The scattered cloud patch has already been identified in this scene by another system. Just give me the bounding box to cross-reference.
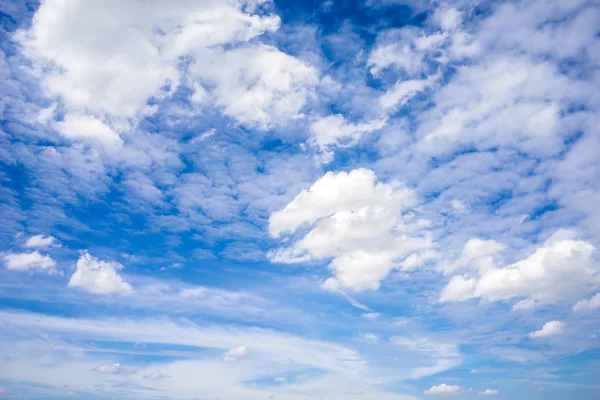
[224,345,247,361]
[93,363,121,374]
[440,230,598,306]
[424,384,463,395]
[529,321,566,339]
[573,293,600,312]
[24,234,57,249]
[143,370,169,380]
[3,251,56,273]
[308,115,386,162]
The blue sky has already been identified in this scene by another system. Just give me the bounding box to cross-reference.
[0,0,599,398]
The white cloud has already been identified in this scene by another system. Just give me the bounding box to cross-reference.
[57,114,123,146]
[194,44,318,128]
[93,363,121,374]
[442,238,505,274]
[440,230,599,306]
[417,56,584,158]
[269,169,432,291]
[439,275,477,303]
[529,321,565,339]
[478,389,499,396]
[15,0,314,139]
[380,77,435,112]
[424,384,463,395]
[274,376,286,382]
[368,8,471,78]
[573,293,600,312]
[24,234,57,249]
[308,115,386,162]
[223,345,247,361]
[436,7,462,32]
[512,298,537,312]
[3,251,56,273]
[68,252,132,295]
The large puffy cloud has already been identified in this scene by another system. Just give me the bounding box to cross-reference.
[68,252,132,295]
[440,229,599,306]
[15,0,314,142]
[3,251,56,273]
[269,169,433,291]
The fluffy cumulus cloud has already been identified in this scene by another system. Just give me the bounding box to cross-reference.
[269,168,433,291]
[3,251,56,273]
[424,384,463,395]
[15,0,314,142]
[68,253,132,295]
[528,321,565,339]
[479,389,499,396]
[440,230,599,306]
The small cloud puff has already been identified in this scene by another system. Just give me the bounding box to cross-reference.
[224,345,247,361]
[24,234,58,249]
[529,321,565,339]
[424,384,463,395]
[93,363,121,374]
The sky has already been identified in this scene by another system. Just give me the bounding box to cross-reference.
[0,0,599,399]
